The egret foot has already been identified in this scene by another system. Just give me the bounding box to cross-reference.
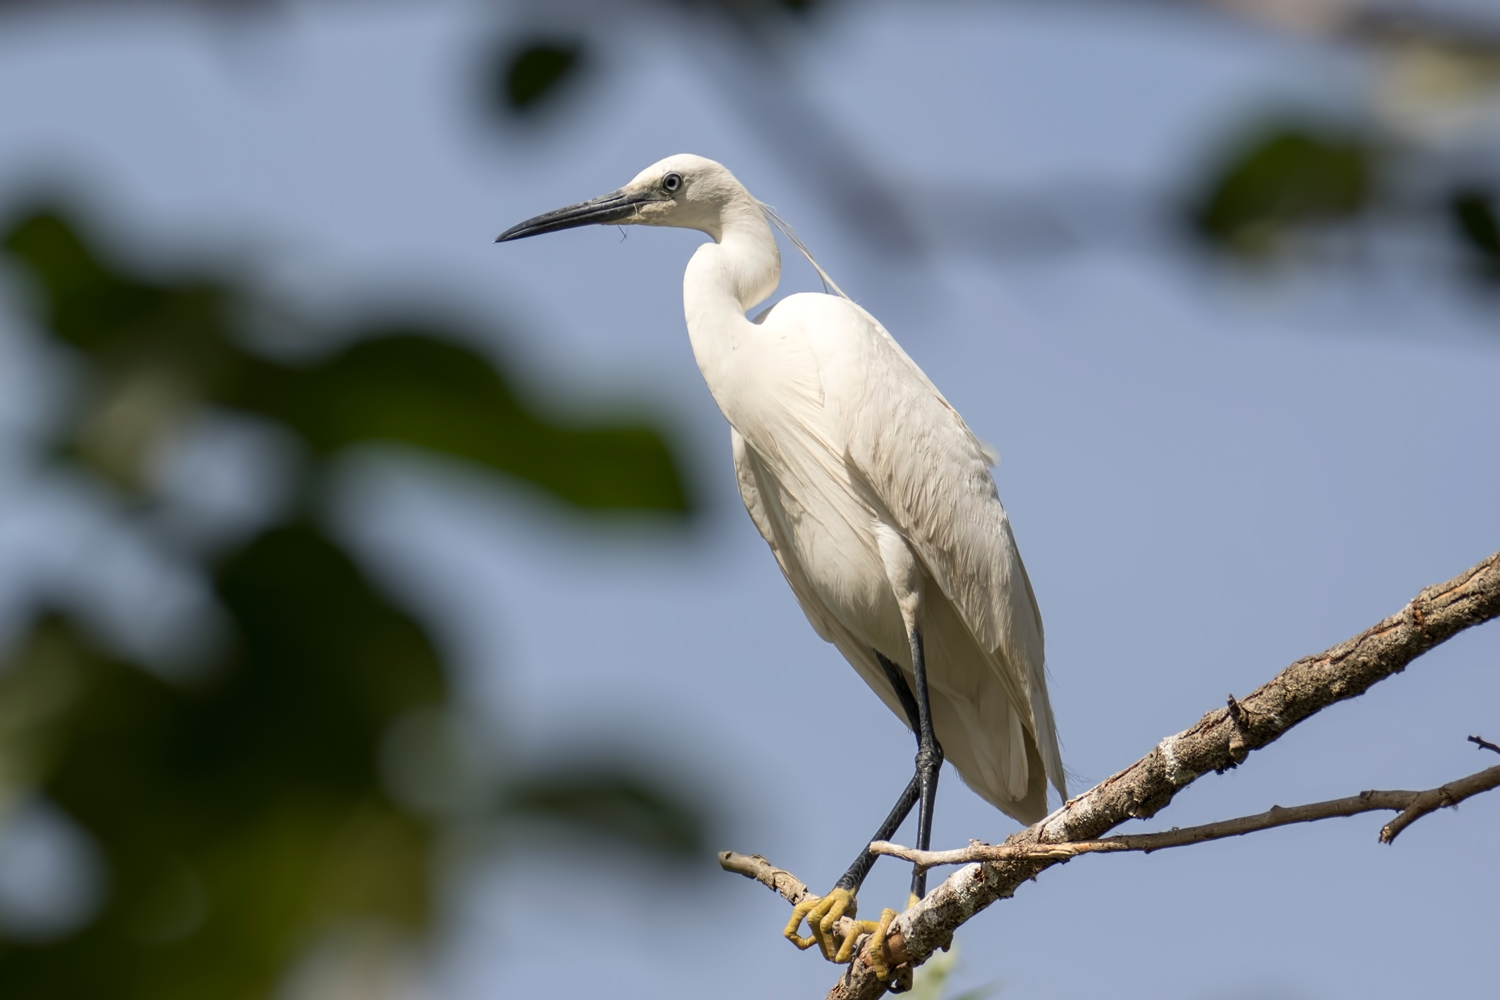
[784,887,858,959]
[784,888,898,969]
[866,906,899,980]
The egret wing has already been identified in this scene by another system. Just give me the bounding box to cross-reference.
[731,429,916,726]
[786,294,1066,799]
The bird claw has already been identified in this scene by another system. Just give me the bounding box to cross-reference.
[783,887,899,976]
[784,887,849,957]
[866,906,899,980]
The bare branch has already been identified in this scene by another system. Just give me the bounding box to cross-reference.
[1377,763,1500,843]
[868,761,1500,870]
[1469,734,1500,755]
[718,851,812,905]
[718,851,870,952]
[712,552,1500,997]
[726,762,1500,992]
[812,551,1500,999]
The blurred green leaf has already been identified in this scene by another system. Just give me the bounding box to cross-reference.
[3,212,232,358]
[1448,187,1500,281]
[211,523,448,773]
[502,765,708,860]
[0,524,442,998]
[225,330,692,513]
[1190,125,1373,256]
[0,200,710,996]
[495,39,585,114]
[2,210,242,489]
[1,208,692,514]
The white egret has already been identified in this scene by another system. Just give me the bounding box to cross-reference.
[497,155,1065,974]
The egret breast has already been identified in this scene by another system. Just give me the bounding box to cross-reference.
[689,268,914,663]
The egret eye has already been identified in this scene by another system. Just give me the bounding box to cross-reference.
[662,172,683,193]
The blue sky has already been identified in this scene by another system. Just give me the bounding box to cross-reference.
[0,2,1497,998]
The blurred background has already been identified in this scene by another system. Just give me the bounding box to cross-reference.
[0,1,1497,998]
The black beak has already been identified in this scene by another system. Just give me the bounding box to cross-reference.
[495,188,660,243]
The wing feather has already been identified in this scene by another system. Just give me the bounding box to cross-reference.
[785,294,1067,800]
[732,430,916,725]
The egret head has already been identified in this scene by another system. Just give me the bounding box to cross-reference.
[495,154,752,244]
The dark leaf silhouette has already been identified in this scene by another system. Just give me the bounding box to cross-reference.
[3,212,233,358]
[496,39,585,114]
[3,211,242,488]
[503,766,709,860]
[0,202,710,995]
[225,331,692,513]
[1190,125,1373,256]
[1449,187,1500,281]
[0,525,441,999]
[2,208,691,513]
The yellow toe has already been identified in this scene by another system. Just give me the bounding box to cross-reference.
[783,894,824,951]
[867,908,898,980]
[784,886,905,971]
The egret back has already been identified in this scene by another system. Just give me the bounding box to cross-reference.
[728,292,1065,821]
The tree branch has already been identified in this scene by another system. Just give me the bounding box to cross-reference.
[717,852,877,961]
[827,550,1500,999]
[718,851,813,905]
[720,550,1500,998]
[1469,734,1500,755]
[867,760,1500,870]
[1377,762,1500,843]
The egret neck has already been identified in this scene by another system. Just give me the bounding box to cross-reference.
[682,193,782,404]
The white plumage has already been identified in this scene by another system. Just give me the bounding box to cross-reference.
[499,153,1065,825]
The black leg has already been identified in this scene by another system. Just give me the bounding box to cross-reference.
[832,773,920,893]
[786,642,943,973]
[830,647,941,898]
[829,652,922,893]
[876,650,923,733]
[907,626,943,900]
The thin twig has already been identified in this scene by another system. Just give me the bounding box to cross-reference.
[1468,734,1500,756]
[1378,763,1500,843]
[869,762,1500,870]
[718,851,813,905]
[717,851,871,955]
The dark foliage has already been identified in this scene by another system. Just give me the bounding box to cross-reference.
[497,40,585,114]
[505,767,710,858]
[0,207,707,997]
[1190,125,1373,255]
[1449,187,1500,282]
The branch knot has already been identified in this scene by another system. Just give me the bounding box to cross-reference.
[1224,693,1251,766]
